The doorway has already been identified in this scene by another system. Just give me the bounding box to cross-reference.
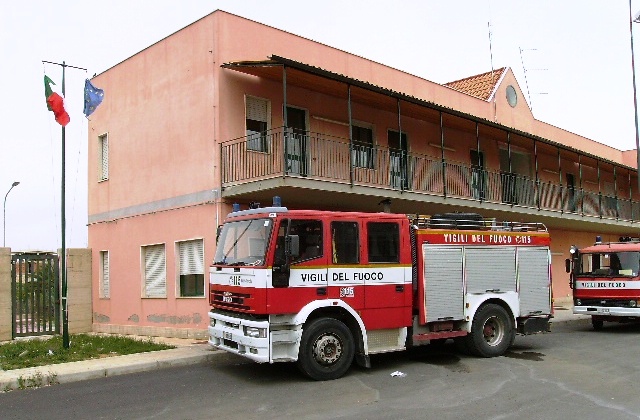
[286,106,308,176]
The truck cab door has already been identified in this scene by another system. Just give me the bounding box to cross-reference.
[269,219,328,313]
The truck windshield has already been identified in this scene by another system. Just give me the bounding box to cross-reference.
[213,218,273,266]
[578,252,640,277]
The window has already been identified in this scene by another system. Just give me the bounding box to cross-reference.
[177,239,205,297]
[142,244,166,298]
[579,252,640,277]
[288,220,323,262]
[99,133,108,181]
[367,222,399,263]
[331,221,359,264]
[352,125,374,169]
[246,96,270,152]
[99,250,110,298]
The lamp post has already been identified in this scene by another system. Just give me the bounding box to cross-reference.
[3,181,20,247]
[630,1,640,191]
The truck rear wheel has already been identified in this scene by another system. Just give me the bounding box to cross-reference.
[297,317,355,381]
[466,304,514,357]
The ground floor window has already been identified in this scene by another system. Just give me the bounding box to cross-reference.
[99,250,110,298]
[142,244,166,298]
[177,239,204,297]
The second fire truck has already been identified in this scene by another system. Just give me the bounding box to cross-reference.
[568,236,640,330]
[209,199,553,380]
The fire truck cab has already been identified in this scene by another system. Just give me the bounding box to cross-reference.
[209,200,552,380]
[568,236,640,330]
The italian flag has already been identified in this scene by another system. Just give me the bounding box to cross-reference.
[44,75,70,126]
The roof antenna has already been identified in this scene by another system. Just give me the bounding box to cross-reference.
[519,47,549,113]
[487,20,497,121]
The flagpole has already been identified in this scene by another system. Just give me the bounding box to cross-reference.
[61,61,68,349]
[43,60,86,350]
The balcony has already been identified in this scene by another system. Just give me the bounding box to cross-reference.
[221,128,640,224]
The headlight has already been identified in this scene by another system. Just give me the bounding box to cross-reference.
[575,299,582,306]
[243,326,267,338]
[630,300,637,308]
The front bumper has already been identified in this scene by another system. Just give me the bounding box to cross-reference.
[208,311,270,363]
[573,306,640,318]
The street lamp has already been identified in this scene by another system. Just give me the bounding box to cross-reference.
[630,1,640,191]
[3,181,20,247]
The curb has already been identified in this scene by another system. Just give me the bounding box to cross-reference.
[0,346,225,392]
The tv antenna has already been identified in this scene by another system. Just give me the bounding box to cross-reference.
[519,47,549,112]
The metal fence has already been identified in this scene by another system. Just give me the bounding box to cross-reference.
[221,127,640,222]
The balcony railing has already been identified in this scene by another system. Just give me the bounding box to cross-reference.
[221,128,640,222]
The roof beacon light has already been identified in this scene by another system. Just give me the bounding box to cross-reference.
[273,196,282,207]
[232,203,241,212]
[595,236,602,244]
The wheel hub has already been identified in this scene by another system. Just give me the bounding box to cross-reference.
[312,334,342,365]
[483,316,504,346]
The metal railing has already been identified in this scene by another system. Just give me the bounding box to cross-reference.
[221,128,639,222]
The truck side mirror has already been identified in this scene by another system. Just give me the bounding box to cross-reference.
[565,258,571,273]
[286,234,300,258]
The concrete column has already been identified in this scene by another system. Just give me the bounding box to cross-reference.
[0,248,12,341]
[65,248,92,334]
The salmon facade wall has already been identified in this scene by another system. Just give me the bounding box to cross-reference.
[88,11,637,336]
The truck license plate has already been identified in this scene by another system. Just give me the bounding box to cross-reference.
[223,331,232,340]
[597,308,610,314]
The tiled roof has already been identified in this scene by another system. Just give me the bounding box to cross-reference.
[444,67,507,100]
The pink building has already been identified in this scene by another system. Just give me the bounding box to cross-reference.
[88,10,640,338]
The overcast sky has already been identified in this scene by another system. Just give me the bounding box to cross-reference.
[1,0,639,251]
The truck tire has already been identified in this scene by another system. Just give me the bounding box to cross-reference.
[297,317,355,381]
[466,304,514,357]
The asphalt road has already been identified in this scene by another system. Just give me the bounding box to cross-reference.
[1,320,640,420]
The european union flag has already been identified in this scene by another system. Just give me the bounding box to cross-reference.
[83,79,104,117]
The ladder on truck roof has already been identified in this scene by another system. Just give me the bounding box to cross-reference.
[409,213,547,233]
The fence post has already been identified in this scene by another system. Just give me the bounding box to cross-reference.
[0,248,11,341]
[65,248,93,334]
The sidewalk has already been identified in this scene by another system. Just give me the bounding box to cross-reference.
[0,303,588,391]
[0,337,223,392]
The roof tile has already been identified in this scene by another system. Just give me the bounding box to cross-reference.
[444,67,507,100]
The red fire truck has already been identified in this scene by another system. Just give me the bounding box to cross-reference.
[209,200,553,380]
[568,236,640,330]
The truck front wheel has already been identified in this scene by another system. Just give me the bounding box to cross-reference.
[466,304,514,357]
[297,317,355,381]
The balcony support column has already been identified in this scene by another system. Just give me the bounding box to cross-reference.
[597,160,602,218]
[396,98,409,192]
[282,64,288,177]
[440,111,447,198]
[534,139,540,209]
[614,165,619,219]
[507,131,513,206]
[558,147,564,213]
[348,84,353,186]
[579,154,584,215]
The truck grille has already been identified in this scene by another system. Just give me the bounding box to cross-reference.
[211,289,251,310]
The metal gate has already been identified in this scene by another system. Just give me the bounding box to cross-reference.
[11,252,60,338]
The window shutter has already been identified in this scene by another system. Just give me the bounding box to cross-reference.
[179,239,204,275]
[246,97,268,123]
[144,244,166,298]
[100,135,109,180]
[101,251,110,298]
